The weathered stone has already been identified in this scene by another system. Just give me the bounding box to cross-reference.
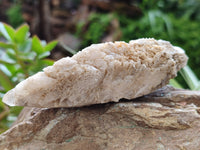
[3,39,187,108]
[1,86,200,150]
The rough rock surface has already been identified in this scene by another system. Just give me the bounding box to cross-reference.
[1,86,200,150]
[3,39,187,108]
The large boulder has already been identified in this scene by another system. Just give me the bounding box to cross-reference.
[1,86,200,150]
[3,39,187,108]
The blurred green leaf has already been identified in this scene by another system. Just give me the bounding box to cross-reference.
[40,40,47,47]
[0,42,14,49]
[13,72,25,82]
[28,59,54,75]
[44,40,58,52]
[32,36,44,54]
[14,24,29,43]
[4,64,21,78]
[6,4,24,28]
[17,39,32,53]
[9,106,23,115]
[0,23,11,41]
[3,23,15,42]
[169,79,183,89]
[163,15,173,38]
[18,51,36,61]
[0,50,16,64]
[42,59,54,66]
[0,65,12,77]
[0,121,9,134]
[180,66,200,90]
[0,98,5,108]
[0,69,14,91]
[6,49,16,61]
[0,59,15,65]
[38,51,50,59]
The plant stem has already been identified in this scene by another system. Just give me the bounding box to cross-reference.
[0,60,14,65]
[13,44,29,78]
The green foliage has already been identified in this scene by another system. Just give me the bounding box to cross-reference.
[6,4,24,28]
[170,65,200,90]
[0,22,57,133]
[76,13,114,48]
[169,79,183,89]
[180,66,200,90]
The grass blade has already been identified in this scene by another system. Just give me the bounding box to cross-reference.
[180,66,199,90]
[169,79,183,89]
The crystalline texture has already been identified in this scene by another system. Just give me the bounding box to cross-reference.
[3,38,188,108]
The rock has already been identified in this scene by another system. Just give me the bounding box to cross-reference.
[3,39,188,108]
[1,86,200,150]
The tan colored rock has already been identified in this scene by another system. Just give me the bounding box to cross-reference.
[1,86,200,150]
[3,39,187,108]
